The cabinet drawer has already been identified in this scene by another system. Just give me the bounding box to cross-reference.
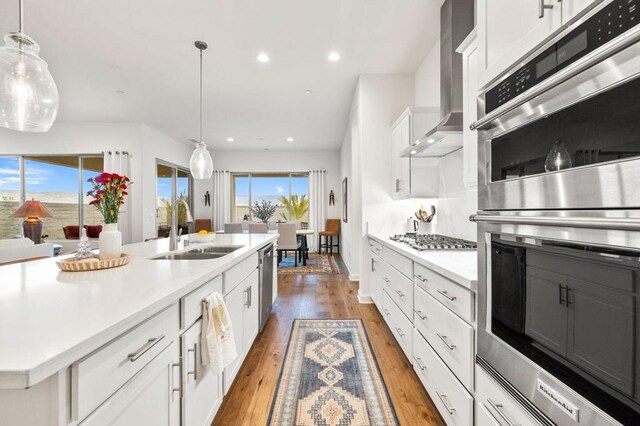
[475,401,500,426]
[415,288,474,391]
[368,238,382,256]
[476,364,539,426]
[382,261,414,321]
[224,252,258,294]
[72,304,179,422]
[383,290,413,361]
[412,329,473,426]
[181,275,223,330]
[381,245,412,279]
[414,262,474,324]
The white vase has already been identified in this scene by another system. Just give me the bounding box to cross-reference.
[99,223,122,260]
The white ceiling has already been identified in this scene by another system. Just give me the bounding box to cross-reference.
[0,0,441,151]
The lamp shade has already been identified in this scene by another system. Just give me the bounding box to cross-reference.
[0,33,59,132]
[189,141,214,180]
[11,199,53,218]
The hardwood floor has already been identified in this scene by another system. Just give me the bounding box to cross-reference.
[212,256,445,426]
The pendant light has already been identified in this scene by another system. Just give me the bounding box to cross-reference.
[0,0,58,132]
[189,41,214,180]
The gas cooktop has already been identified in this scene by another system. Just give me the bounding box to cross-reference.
[389,234,477,251]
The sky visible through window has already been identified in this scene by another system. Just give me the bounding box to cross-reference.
[235,175,308,206]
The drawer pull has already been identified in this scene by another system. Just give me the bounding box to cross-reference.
[436,391,456,415]
[436,289,457,302]
[415,357,427,371]
[384,309,390,316]
[415,310,427,320]
[395,327,405,337]
[415,274,428,283]
[437,333,456,350]
[395,290,406,298]
[171,362,182,397]
[383,277,390,283]
[487,399,517,426]
[128,334,165,362]
[187,343,198,381]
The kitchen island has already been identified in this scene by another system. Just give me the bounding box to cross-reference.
[0,233,277,425]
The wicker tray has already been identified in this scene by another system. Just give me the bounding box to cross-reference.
[56,254,130,272]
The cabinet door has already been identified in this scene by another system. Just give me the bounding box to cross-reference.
[82,342,180,426]
[398,115,411,198]
[462,32,479,189]
[223,282,245,394]
[243,270,260,353]
[391,124,403,199]
[567,278,635,396]
[478,0,562,87]
[562,0,599,23]
[370,253,383,309]
[181,319,223,426]
[525,267,568,356]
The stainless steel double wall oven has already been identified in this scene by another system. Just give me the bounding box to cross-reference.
[472,1,640,425]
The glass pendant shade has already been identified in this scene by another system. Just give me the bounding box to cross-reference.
[0,33,58,132]
[544,139,572,172]
[190,141,213,180]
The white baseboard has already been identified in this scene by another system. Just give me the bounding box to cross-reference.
[357,293,373,304]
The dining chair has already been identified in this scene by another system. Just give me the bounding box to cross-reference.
[224,223,244,234]
[277,223,302,266]
[319,218,341,255]
[248,223,268,233]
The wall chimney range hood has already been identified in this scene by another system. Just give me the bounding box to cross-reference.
[401,0,473,158]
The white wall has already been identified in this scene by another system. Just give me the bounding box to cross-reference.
[0,122,192,243]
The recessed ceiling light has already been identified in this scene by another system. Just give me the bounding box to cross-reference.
[305,89,312,94]
[115,90,125,95]
[226,137,234,142]
[427,138,436,143]
[256,53,270,63]
[287,137,294,142]
[258,137,265,141]
[410,150,417,155]
[328,52,341,62]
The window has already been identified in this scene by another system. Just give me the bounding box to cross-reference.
[231,173,309,224]
[0,155,104,240]
[156,161,192,237]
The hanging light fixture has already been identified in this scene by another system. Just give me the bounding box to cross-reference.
[0,0,58,132]
[189,41,214,180]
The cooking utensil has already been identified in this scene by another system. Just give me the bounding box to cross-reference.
[426,205,436,222]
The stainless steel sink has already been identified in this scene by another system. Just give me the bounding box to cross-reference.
[152,252,226,260]
[188,245,244,254]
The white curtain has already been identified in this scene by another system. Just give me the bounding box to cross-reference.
[212,171,231,232]
[103,150,133,244]
[308,170,327,252]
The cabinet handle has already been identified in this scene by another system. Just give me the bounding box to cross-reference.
[395,290,406,298]
[371,259,376,272]
[558,284,565,305]
[128,334,165,362]
[415,310,427,320]
[395,327,405,337]
[171,362,182,397]
[436,289,456,302]
[245,286,252,308]
[538,0,553,18]
[415,274,428,283]
[384,309,390,316]
[436,391,456,415]
[383,277,390,284]
[566,287,572,307]
[187,342,198,381]
[415,357,427,371]
[487,399,516,426]
[395,178,400,192]
[437,333,456,350]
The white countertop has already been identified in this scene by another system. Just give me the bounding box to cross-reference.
[0,233,277,390]
[368,233,478,290]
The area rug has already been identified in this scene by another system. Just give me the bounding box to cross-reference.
[268,319,398,425]
[278,254,339,275]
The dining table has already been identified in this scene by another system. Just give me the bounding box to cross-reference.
[214,229,315,266]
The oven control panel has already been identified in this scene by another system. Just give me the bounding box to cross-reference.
[486,0,640,114]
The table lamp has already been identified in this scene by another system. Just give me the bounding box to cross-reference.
[11,200,53,244]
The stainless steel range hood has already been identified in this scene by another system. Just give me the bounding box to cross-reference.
[401,0,473,158]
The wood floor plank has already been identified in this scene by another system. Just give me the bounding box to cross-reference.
[212,256,445,425]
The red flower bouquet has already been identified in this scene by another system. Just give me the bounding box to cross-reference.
[86,173,132,224]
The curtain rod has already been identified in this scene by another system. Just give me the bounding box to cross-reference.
[103,150,131,156]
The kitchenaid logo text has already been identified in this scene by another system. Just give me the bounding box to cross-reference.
[537,379,579,422]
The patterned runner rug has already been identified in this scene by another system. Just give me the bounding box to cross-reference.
[277,254,339,275]
[268,319,398,425]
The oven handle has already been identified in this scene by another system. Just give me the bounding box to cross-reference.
[470,22,640,131]
[470,214,640,231]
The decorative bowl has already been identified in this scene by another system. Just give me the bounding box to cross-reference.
[56,254,130,272]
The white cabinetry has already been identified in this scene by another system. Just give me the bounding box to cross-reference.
[370,252,384,310]
[181,319,223,426]
[458,29,479,189]
[478,0,562,88]
[391,107,440,200]
[562,0,601,23]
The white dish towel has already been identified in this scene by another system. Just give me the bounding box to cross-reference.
[201,292,238,374]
